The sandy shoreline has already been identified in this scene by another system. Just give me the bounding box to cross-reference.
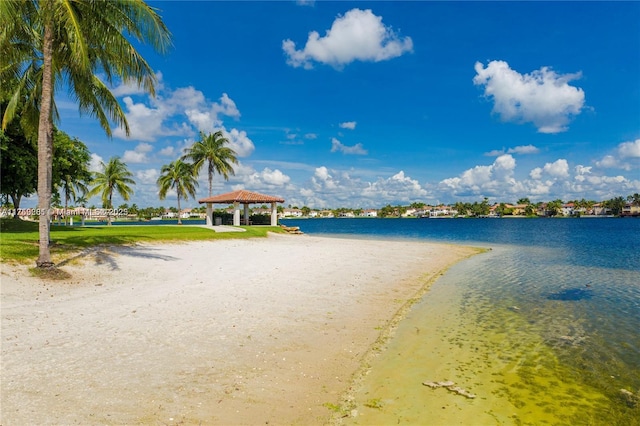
[1,233,480,425]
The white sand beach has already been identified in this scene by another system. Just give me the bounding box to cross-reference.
[1,233,479,425]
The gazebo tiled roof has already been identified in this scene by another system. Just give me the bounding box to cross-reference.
[198,189,284,204]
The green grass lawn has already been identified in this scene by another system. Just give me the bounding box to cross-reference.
[0,218,284,264]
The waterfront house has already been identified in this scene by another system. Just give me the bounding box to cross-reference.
[360,209,378,217]
[339,211,355,218]
[282,208,303,218]
[561,202,575,216]
[592,203,611,216]
[622,203,640,217]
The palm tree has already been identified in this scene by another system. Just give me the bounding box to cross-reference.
[75,194,88,209]
[1,1,170,267]
[517,197,531,205]
[546,199,564,217]
[61,179,88,225]
[75,193,88,226]
[157,159,199,225]
[88,157,135,225]
[183,131,238,197]
[454,202,467,217]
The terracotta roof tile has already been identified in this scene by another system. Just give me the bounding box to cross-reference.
[198,189,284,204]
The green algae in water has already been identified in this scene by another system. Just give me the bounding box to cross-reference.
[338,248,640,426]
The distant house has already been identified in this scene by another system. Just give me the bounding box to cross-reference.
[511,204,528,215]
[622,203,640,217]
[251,208,271,216]
[592,203,611,216]
[361,209,378,217]
[402,208,417,218]
[535,203,546,216]
[561,202,575,217]
[180,208,195,219]
[429,205,456,217]
[282,208,303,218]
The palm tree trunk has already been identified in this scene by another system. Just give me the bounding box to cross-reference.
[108,191,113,225]
[177,194,182,225]
[36,22,54,268]
[208,161,214,197]
[64,190,69,226]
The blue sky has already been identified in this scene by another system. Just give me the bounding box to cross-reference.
[50,1,639,209]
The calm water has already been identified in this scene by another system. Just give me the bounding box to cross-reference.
[283,218,640,425]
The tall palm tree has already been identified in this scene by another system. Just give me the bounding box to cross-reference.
[0,0,171,267]
[61,179,88,225]
[182,131,238,197]
[157,159,199,225]
[88,157,135,225]
[546,199,564,217]
[75,194,88,209]
[75,193,88,226]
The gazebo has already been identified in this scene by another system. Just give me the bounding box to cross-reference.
[198,189,285,227]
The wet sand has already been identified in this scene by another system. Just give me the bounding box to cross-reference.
[1,233,480,425]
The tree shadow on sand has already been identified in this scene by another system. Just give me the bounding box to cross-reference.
[57,245,179,270]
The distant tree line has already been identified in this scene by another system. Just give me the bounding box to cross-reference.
[283,195,640,218]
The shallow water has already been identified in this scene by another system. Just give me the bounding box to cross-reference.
[283,218,640,425]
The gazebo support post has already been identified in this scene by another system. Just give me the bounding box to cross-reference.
[243,204,250,225]
[271,202,278,226]
[233,202,240,226]
[206,203,212,226]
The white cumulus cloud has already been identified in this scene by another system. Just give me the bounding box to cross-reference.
[113,82,246,145]
[595,155,618,169]
[283,8,413,69]
[123,143,153,164]
[245,168,291,187]
[315,166,331,181]
[339,121,357,130]
[439,154,517,197]
[135,168,160,185]
[509,145,540,155]
[212,93,240,120]
[595,139,640,171]
[618,139,640,159]
[224,128,255,158]
[159,146,176,157]
[362,171,428,201]
[473,60,585,133]
[486,144,540,157]
[89,153,104,172]
[331,137,367,155]
[543,159,570,178]
[574,165,592,182]
[530,159,569,179]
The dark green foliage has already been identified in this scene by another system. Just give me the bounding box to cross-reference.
[0,122,37,215]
